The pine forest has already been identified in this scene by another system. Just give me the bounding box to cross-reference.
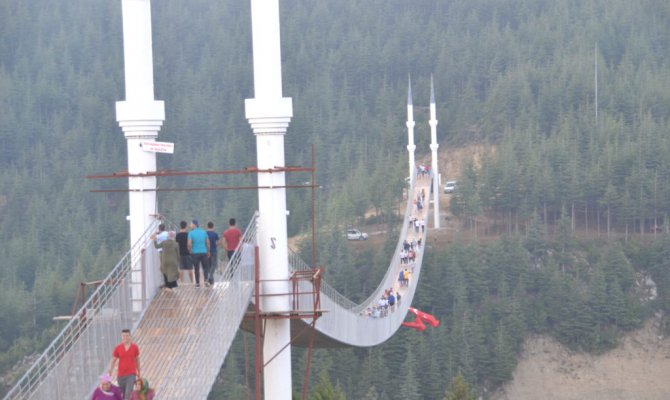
[2,0,670,398]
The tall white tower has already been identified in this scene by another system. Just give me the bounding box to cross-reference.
[406,76,416,185]
[245,0,294,398]
[116,0,165,306]
[429,75,440,229]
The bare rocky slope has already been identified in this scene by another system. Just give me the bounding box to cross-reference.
[490,315,670,400]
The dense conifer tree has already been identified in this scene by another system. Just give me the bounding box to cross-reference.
[443,372,476,400]
[311,370,346,400]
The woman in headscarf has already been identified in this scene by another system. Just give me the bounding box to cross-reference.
[129,378,155,400]
[153,230,180,291]
[91,374,123,400]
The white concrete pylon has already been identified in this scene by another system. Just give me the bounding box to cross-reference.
[406,75,416,184]
[116,0,165,309]
[429,75,440,229]
[245,0,293,399]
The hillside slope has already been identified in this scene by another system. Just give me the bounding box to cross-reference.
[435,145,670,399]
[492,316,670,400]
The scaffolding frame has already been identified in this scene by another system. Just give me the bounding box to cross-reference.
[244,246,323,400]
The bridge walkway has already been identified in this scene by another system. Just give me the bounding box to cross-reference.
[4,173,434,399]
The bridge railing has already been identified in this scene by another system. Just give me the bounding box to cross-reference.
[288,250,357,310]
[288,178,423,314]
[288,176,430,346]
[156,213,258,399]
[3,221,161,400]
[351,177,420,314]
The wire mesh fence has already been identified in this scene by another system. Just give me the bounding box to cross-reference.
[3,221,161,400]
[156,213,258,399]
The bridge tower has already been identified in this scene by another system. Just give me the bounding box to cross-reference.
[406,77,416,184]
[245,0,294,399]
[429,75,440,228]
[116,0,165,308]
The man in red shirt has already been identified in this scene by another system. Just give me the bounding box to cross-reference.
[222,218,242,260]
[108,329,141,399]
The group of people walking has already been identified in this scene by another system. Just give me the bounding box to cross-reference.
[400,238,421,266]
[151,218,243,290]
[417,163,431,178]
[412,186,427,215]
[365,288,401,318]
[409,216,426,233]
[365,163,428,320]
[92,330,150,400]
[364,238,419,319]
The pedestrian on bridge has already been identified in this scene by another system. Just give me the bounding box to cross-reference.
[91,373,123,400]
[153,224,168,276]
[175,221,195,285]
[206,221,220,285]
[188,219,210,288]
[108,329,141,399]
[129,378,155,400]
[222,218,242,260]
[153,230,179,291]
[155,224,168,247]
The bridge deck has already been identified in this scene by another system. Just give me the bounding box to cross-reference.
[131,283,230,397]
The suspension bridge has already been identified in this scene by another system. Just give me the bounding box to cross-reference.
[3,0,443,398]
[3,175,434,399]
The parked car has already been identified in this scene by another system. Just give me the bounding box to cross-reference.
[346,228,369,240]
[444,181,457,194]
